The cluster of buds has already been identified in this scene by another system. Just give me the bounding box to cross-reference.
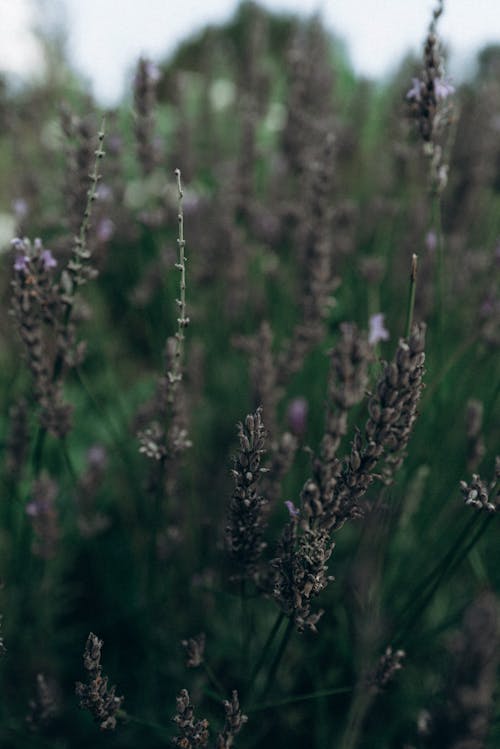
[75,633,123,731]
[460,458,499,513]
[406,0,455,193]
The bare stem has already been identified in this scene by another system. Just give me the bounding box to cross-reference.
[168,168,189,401]
[405,254,418,339]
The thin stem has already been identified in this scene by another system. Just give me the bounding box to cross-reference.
[260,618,294,702]
[202,661,226,701]
[241,579,250,681]
[404,253,418,338]
[248,685,352,713]
[431,193,445,370]
[394,513,490,645]
[339,687,374,749]
[168,168,189,401]
[118,710,170,735]
[61,438,77,483]
[247,612,284,696]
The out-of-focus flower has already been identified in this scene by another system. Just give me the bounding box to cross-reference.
[434,77,455,100]
[368,313,390,346]
[145,60,160,83]
[96,184,113,203]
[97,218,115,243]
[406,78,423,102]
[25,475,60,559]
[86,444,108,469]
[41,249,57,270]
[284,500,300,518]
[287,397,309,436]
[12,198,28,219]
[14,253,30,272]
[425,230,437,253]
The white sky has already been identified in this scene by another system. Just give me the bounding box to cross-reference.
[1,0,500,103]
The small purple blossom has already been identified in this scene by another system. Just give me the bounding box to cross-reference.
[425,230,438,253]
[86,444,108,469]
[26,500,50,517]
[369,313,390,346]
[146,61,160,83]
[406,78,423,102]
[14,253,30,272]
[434,77,455,100]
[284,500,300,518]
[96,183,113,202]
[41,249,57,270]
[97,218,115,243]
[12,198,28,219]
[287,397,309,437]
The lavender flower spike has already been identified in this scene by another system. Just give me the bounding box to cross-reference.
[369,313,390,346]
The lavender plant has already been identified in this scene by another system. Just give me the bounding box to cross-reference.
[0,3,498,748]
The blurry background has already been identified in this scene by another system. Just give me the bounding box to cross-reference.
[1,0,500,104]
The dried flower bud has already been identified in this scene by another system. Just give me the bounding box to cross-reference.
[181,633,206,668]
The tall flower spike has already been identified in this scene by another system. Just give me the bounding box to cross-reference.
[407,0,454,193]
[301,323,372,531]
[226,408,268,580]
[11,237,74,437]
[310,323,426,532]
[133,57,159,176]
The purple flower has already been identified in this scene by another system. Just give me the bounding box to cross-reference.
[96,218,115,243]
[41,249,57,270]
[434,77,455,100]
[287,397,309,437]
[406,78,423,102]
[86,444,108,469]
[369,313,390,346]
[425,230,437,253]
[12,198,28,219]
[26,500,47,517]
[284,500,300,518]
[14,253,30,272]
[96,183,113,202]
[146,61,160,82]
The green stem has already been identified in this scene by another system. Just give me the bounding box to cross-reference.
[404,254,418,338]
[32,426,47,476]
[241,579,250,680]
[248,685,352,713]
[247,611,284,697]
[394,513,490,644]
[431,194,446,394]
[339,687,374,749]
[202,661,226,700]
[61,438,77,483]
[398,514,478,625]
[260,617,294,702]
[118,710,170,735]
